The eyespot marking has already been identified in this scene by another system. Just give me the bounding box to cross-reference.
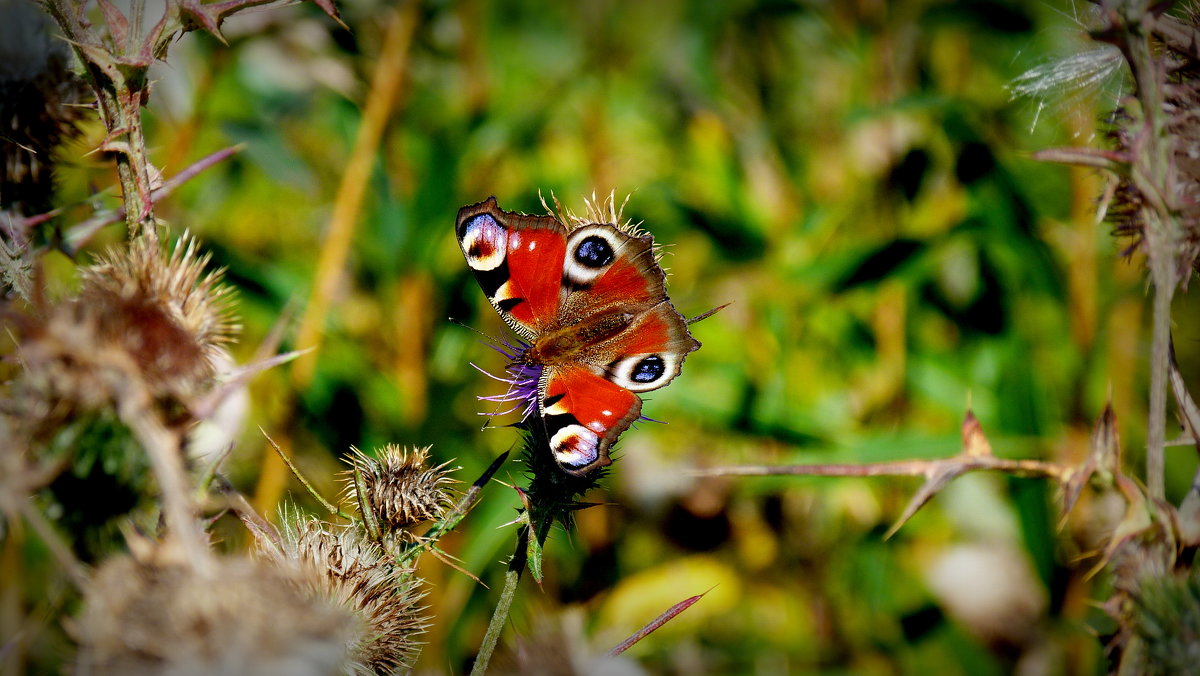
[563,225,625,286]
[460,214,508,271]
[607,352,682,392]
[551,424,600,468]
[575,235,615,268]
[631,355,665,383]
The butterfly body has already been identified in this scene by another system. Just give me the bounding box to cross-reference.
[456,196,700,476]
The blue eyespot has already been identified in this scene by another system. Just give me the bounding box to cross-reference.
[574,236,614,268]
[631,355,665,383]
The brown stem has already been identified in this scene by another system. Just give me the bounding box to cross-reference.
[119,391,212,570]
[1124,2,1176,501]
[689,455,1068,481]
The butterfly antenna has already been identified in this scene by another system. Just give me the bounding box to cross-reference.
[687,302,731,325]
[449,317,495,341]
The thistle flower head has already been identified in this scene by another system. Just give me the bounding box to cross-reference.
[273,517,430,674]
[341,444,457,534]
[80,233,238,384]
[1108,66,1200,284]
[473,334,542,421]
[15,234,236,431]
[543,189,648,239]
[1010,8,1200,285]
[74,552,356,675]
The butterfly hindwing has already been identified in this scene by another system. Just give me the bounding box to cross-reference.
[590,300,700,393]
[540,365,642,475]
[456,197,568,339]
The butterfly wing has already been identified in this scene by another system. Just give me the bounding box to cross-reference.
[540,365,642,475]
[554,222,701,391]
[456,197,568,340]
[541,226,701,474]
[586,300,700,392]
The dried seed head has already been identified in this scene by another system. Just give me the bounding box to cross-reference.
[273,517,430,674]
[342,445,456,532]
[0,0,91,215]
[74,553,355,676]
[14,234,236,433]
[1009,11,1200,286]
[80,233,237,386]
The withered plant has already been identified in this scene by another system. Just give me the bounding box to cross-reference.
[0,2,490,674]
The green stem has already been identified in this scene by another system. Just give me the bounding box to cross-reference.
[1147,252,1173,500]
[470,505,556,675]
[469,525,528,676]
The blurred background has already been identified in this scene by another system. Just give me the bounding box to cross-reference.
[42,0,1200,673]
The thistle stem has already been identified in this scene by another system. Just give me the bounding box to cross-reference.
[469,526,527,676]
[470,509,555,675]
[1120,1,1176,502]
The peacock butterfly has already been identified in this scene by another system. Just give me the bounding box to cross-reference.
[456,194,701,476]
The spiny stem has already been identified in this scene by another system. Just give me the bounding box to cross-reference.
[1147,270,1172,500]
[1120,1,1176,501]
[402,450,509,566]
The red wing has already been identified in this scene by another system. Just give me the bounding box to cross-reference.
[456,198,567,339]
[585,301,700,393]
[539,365,642,476]
[555,224,700,392]
[558,223,667,322]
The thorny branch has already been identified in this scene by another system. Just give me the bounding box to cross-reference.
[693,410,1072,538]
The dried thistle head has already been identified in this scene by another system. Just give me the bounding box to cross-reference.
[1009,9,1200,286]
[0,0,91,216]
[272,516,430,674]
[341,445,456,534]
[79,233,237,389]
[74,551,356,676]
[13,234,236,434]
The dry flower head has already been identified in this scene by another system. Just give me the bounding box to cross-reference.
[73,552,355,676]
[341,444,456,534]
[273,516,431,674]
[12,234,236,435]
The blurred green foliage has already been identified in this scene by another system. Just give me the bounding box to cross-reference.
[42,0,1200,673]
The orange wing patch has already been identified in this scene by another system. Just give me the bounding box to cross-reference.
[504,229,567,331]
[542,366,642,475]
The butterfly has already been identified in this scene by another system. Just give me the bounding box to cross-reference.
[456,195,701,476]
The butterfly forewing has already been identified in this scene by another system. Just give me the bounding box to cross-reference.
[456,198,568,339]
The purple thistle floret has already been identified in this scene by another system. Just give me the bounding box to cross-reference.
[471,335,542,422]
[470,332,660,428]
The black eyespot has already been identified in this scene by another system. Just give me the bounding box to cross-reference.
[574,235,615,268]
[631,355,665,383]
